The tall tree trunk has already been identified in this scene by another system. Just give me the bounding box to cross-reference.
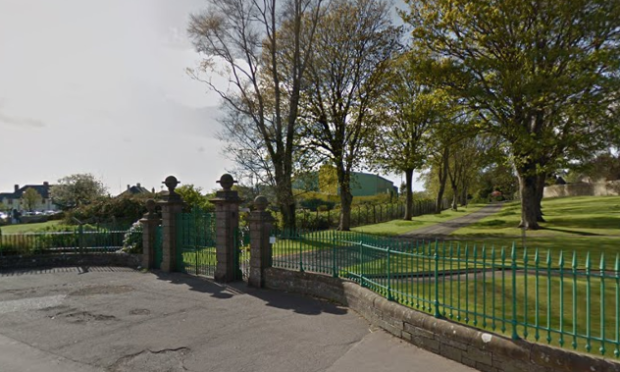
[535,174,546,222]
[275,166,296,231]
[337,165,353,231]
[435,147,449,213]
[451,185,458,210]
[404,168,414,220]
[516,168,541,230]
[461,185,468,207]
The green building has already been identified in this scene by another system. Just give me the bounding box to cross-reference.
[294,168,397,197]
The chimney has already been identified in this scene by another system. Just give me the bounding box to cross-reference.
[127,184,131,190]
[43,181,49,187]
[137,183,141,188]
[14,184,19,192]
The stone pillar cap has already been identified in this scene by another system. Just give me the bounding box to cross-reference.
[253,195,268,211]
[217,174,236,191]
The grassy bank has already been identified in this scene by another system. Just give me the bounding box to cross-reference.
[352,203,487,236]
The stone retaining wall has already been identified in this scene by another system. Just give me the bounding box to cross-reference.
[0,253,142,270]
[265,268,620,372]
[544,181,620,198]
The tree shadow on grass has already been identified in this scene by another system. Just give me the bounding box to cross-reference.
[538,226,602,236]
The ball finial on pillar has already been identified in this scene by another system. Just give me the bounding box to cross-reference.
[163,175,180,193]
[253,195,268,211]
[217,174,236,191]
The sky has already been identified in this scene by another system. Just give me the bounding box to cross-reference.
[0,0,421,196]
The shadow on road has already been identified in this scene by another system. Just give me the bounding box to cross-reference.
[151,269,348,317]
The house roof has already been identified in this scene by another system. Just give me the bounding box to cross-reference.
[117,184,151,197]
[0,183,52,200]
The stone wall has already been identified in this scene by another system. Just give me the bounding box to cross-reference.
[544,181,620,198]
[0,253,142,270]
[265,268,620,372]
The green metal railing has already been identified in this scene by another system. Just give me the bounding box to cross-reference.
[176,210,217,276]
[271,229,620,358]
[296,199,440,230]
[0,227,131,256]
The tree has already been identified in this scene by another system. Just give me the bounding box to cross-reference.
[371,51,445,220]
[300,0,400,230]
[21,188,41,212]
[405,0,620,229]
[447,133,500,210]
[187,0,325,230]
[176,185,215,212]
[50,174,106,209]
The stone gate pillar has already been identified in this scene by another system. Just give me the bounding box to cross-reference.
[140,199,161,270]
[160,176,185,272]
[211,174,242,283]
[248,196,275,288]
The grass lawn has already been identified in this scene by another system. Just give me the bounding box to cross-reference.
[448,196,620,260]
[452,196,620,237]
[388,274,618,358]
[352,203,487,236]
[0,221,61,234]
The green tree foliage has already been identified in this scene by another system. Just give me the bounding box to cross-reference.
[447,134,501,209]
[567,151,620,182]
[371,51,448,220]
[66,194,153,227]
[300,0,400,230]
[51,174,106,210]
[187,0,325,230]
[21,187,41,212]
[175,185,214,212]
[404,0,620,229]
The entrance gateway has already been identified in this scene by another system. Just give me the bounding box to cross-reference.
[175,209,250,280]
[145,174,272,286]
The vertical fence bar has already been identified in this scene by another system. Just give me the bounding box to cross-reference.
[600,253,606,356]
[332,229,337,278]
[559,251,565,347]
[523,246,529,340]
[465,244,470,323]
[299,228,304,273]
[434,241,440,317]
[456,243,461,320]
[511,243,518,340]
[615,254,620,358]
[572,251,578,350]
[482,245,487,327]
[473,245,478,326]
[546,250,552,344]
[442,241,447,317]
[359,240,364,287]
[534,249,540,341]
[387,244,393,301]
[586,252,592,352]
[501,247,506,333]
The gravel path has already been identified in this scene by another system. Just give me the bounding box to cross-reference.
[400,203,504,239]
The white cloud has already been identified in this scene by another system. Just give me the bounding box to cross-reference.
[0,0,233,195]
[0,112,45,128]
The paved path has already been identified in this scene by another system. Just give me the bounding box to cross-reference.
[0,267,475,372]
[400,203,504,239]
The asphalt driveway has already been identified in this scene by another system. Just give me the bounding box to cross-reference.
[0,267,476,372]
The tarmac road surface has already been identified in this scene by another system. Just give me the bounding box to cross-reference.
[0,267,476,372]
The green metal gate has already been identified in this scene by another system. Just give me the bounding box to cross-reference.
[154,225,163,269]
[235,227,251,281]
[176,210,217,277]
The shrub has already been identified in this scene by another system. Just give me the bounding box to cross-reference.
[122,221,143,254]
[299,197,336,211]
[0,235,33,256]
[65,195,154,227]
